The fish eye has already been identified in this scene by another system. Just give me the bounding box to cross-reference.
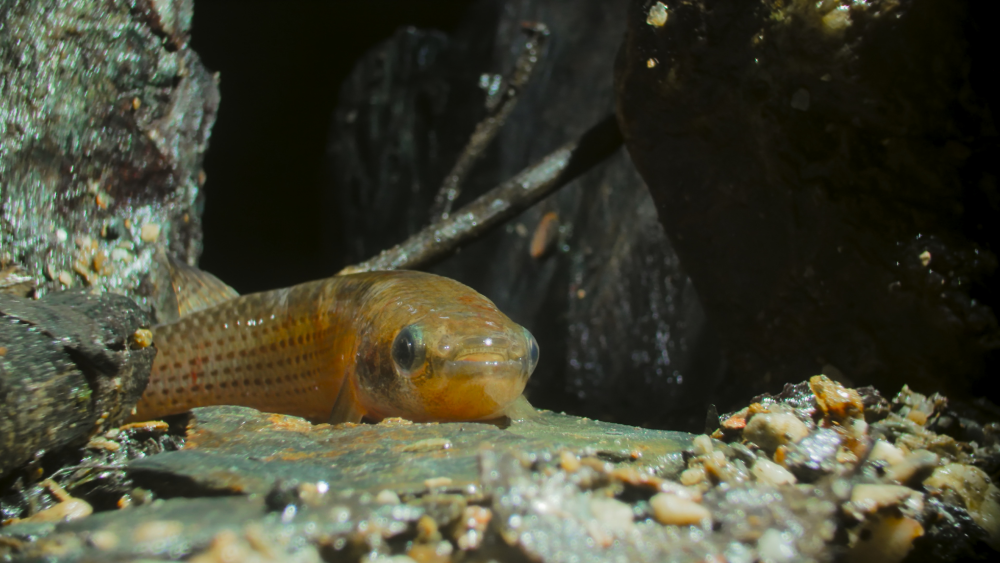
[392,325,425,372]
[525,329,539,373]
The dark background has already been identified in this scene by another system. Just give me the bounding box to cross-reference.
[191,0,475,293]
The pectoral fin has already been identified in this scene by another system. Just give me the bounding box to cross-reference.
[329,380,366,424]
[502,394,537,421]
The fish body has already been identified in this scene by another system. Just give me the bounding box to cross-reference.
[133,271,538,423]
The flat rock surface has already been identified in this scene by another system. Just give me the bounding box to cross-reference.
[128,406,693,497]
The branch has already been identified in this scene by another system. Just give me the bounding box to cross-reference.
[340,114,623,274]
[429,22,550,221]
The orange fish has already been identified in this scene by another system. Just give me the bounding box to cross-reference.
[132,267,538,424]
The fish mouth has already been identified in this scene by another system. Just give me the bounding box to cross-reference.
[440,358,526,380]
[445,335,520,363]
[453,351,507,363]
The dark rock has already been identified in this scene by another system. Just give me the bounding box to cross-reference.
[328,0,725,430]
[616,0,1000,403]
[782,428,843,482]
[0,290,155,478]
[908,497,992,563]
[0,0,217,316]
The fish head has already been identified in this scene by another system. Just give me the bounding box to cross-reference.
[354,271,538,422]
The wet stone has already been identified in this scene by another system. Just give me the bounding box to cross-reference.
[0,290,155,478]
[780,428,843,482]
[126,406,694,498]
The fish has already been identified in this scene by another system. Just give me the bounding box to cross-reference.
[131,267,538,424]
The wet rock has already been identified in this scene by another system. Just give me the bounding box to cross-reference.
[328,0,724,430]
[924,463,1000,549]
[648,492,710,526]
[127,406,694,498]
[743,412,810,454]
[0,290,155,478]
[1,493,416,562]
[3,379,998,561]
[781,428,843,482]
[616,0,1000,403]
[846,515,925,563]
[0,0,217,314]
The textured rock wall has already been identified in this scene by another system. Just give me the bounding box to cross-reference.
[0,0,217,314]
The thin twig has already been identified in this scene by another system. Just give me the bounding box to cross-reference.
[429,22,550,221]
[340,114,623,274]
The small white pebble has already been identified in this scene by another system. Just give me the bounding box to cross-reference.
[140,223,160,243]
[110,248,132,263]
[646,1,668,27]
[55,228,68,242]
[883,449,938,484]
[590,497,635,532]
[424,477,452,489]
[659,480,702,501]
[752,458,797,486]
[757,528,798,563]
[376,489,400,505]
[693,434,714,455]
[680,467,707,486]
[89,530,120,550]
[851,484,923,515]
[743,413,810,452]
[132,520,183,543]
[24,499,93,523]
[650,493,711,526]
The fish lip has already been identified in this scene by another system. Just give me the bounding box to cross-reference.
[439,358,526,379]
[453,351,507,362]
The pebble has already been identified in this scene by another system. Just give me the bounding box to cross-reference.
[424,477,452,489]
[559,450,581,472]
[131,328,154,348]
[924,463,1000,549]
[757,528,797,563]
[649,493,711,526]
[376,489,401,505]
[646,1,668,27]
[809,374,864,421]
[21,498,93,523]
[743,412,810,452]
[751,458,797,486]
[86,437,121,451]
[679,466,707,487]
[589,497,635,533]
[132,520,184,543]
[88,530,120,550]
[692,434,714,455]
[868,439,905,466]
[849,484,924,516]
[847,515,924,563]
[882,449,938,485]
[110,248,132,262]
[140,222,160,243]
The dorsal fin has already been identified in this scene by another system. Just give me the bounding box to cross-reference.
[166,255,239,317]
